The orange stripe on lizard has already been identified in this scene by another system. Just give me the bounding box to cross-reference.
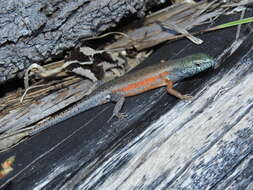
[112,71,170,94]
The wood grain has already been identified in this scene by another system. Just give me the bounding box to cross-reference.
[0,80,94,133]
[1,10,253,190]
[63,48,253,190]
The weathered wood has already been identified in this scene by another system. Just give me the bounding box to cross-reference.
[106,1,222,51]
[1,5,253,190]
[0,0,227,151]
[0,49,149,151]
[2,32,251,189]
[0,79,95,149]
[0,0,237,136]
[73,47,253,190]
[0,0,163,84]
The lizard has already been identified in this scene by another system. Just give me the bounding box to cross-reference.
[29,53,216,136]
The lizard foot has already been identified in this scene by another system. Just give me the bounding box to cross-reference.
[115,112,128,120]
[181,95,193,100]
[107,112,128,123]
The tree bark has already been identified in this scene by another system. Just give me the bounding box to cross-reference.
[0,0,163,84]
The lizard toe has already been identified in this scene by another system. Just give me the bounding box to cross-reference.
[181,94,193,100]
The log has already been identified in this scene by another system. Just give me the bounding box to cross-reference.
[1,9,253,189]
[0,0,164,84]
[0,0,226,151]
[76,46,253,190]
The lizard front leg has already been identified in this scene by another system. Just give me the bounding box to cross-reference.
[161,76,192,100]
[108,94,127,122]
[166,88,192,100]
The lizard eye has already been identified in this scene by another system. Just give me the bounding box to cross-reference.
[105,95,111,101]
[195,62,200,66]
[194,61,201,67]
[102,95,111,104]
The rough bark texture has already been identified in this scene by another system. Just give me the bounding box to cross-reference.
[0,0,162,84]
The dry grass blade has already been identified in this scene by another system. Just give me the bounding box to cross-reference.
[163,22,203,44]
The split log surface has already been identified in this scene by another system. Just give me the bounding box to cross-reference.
[1,0,227,152]
[0,0,163,84]
[76,47,253,190]
[1,9,253,190]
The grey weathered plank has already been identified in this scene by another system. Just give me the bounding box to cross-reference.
[0,80,93,134]
[57,45,253,189]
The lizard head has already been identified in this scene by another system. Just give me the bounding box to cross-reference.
[171,53,216,81]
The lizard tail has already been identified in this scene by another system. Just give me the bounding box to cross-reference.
[29,90,111,136]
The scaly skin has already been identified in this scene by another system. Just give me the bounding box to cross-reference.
[29,53,216,136]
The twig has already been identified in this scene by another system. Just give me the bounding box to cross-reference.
[20,84,48,103]
[83,31,133,41]
[236,8,246,40]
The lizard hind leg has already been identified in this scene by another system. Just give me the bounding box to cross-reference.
[108,94,127,122]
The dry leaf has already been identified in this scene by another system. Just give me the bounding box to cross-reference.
[0,156,16,179]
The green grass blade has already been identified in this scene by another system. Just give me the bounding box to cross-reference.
[217,16,253,29]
